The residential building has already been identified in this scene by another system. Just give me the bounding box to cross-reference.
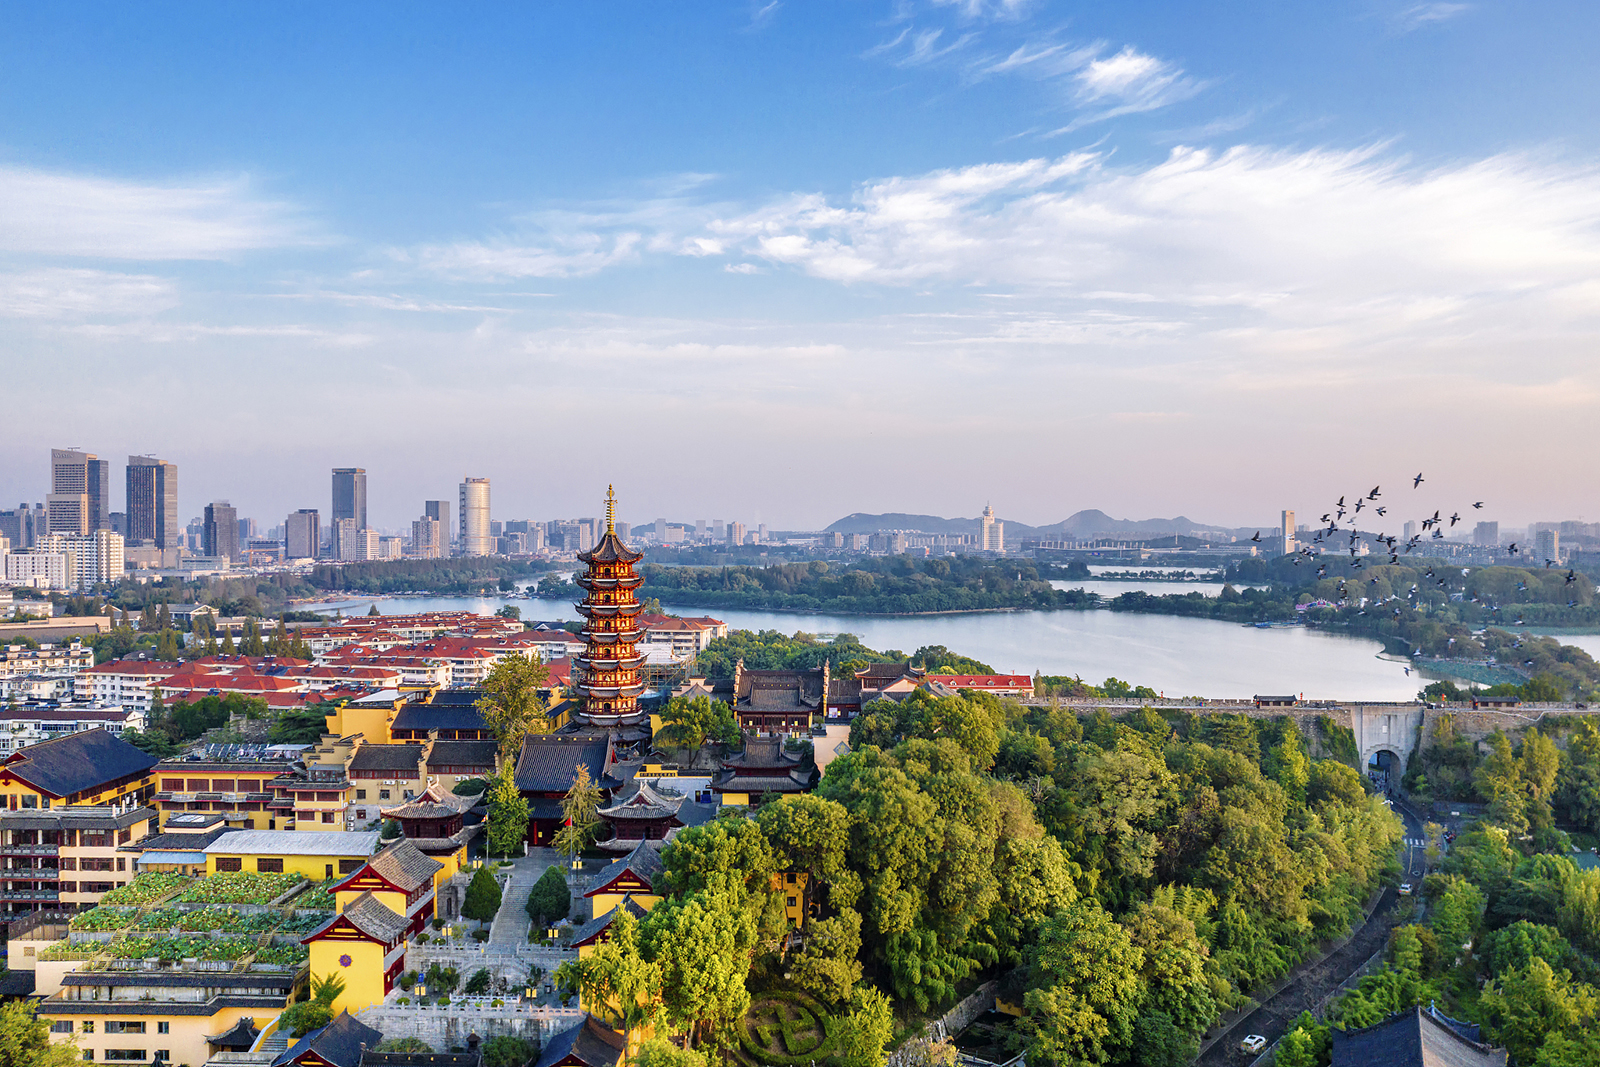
[377,535,404,559]
[729,521,746,546]
[459,477,492,555]
[411,515,445,558]
[50,448,111,533]
[0,641,94,686]
[39,963,299,1067]
[423,499,451,550]
[124,456,178,549]
[36,531,125,587]
[1535,528,1560,562]
[4,550,71,590]
[152,753,298,829]
[636,613,725,658]
[286,508,321,559]
[332,467,368,531]
[695,519,707,540]
[1473,521,1500,547]
[980,503,1004,553]
[203,501,240,562]
[712,519,725,541]
[0,705,144,753]
[1279,509,1297,556]
[757,523,768,543]
[0,803,158,916]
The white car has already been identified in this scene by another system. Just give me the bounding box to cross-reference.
[1399,883,1413,896]
[1240,1035,1268,1054]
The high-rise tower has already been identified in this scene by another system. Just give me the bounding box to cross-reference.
[49,448,109,534]
[332,468,367,530]
[459,478,491,555]
[126,455,179,548]
[572,487,647,728]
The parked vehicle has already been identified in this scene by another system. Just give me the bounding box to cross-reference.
[1241,1035,1268,1054]
[1399,882,1414,895]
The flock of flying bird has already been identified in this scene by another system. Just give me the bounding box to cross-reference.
[1249,475,1586,673]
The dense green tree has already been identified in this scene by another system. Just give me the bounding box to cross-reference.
[1020,900,1145,1067]
[0,1000,80,1067]
[1480,958,1600,1067]
[553,765,604,858]
[630,1039,707,1067]
[642,888,756,1047]
[478,1037,537,1067]
[526,864,572,926]
[486,765,530,858]
[475,656,549,756]
[655,695,740,751]
[833,985,895,1067]
[463,867,503,930]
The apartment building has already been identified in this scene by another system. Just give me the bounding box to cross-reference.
[0,803,157,917]
[152,753,298,829]
[0,705,145,753]
[346,743,428,824]
[0,641,95,682]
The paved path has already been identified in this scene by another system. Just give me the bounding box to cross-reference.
[488,850,562,948]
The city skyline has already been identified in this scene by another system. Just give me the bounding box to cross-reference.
[3,4,1599,525]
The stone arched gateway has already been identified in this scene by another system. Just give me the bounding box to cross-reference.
[1349,704,1424,781]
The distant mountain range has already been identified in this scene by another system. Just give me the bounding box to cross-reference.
[824,510,1258,540]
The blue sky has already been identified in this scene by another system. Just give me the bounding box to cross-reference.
[3,1,1599,532]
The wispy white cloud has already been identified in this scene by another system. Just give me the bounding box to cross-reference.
[746,0,781,31]
[0,165,318,260]
[928,0,1034,21]
[699,145,1600,349]
[0,268,178,319]
[1393,3,1472,32]
[865,27,976,67]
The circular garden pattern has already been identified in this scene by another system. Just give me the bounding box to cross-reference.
[738,990,839,1067]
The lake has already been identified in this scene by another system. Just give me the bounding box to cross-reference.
[314,592,1424,700]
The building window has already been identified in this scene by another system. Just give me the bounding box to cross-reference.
[157,1023,169,1035]
[321,811,335,823]
[59,858,77,870]
[257,858,284,873]
[356,790,367,800]
[379,790,391,800]
[116,859,126,872]
[339,859,363,874]
[786,873,796,884]
[82,1052,93,1061]
[216,857,242,872]
[117,829,131,844]
[355,810,366,821]
[82,1023,95,1034]
[155,1055,169,1064]
[787,896,797,907]
[105,1051,147,1061]
[51,1022,73,1034]
[105,1023,144,1034]
[59,881,77,892]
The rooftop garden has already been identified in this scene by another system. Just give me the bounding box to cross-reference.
[103,935,258,961]
[99,871,188,906]
[175,871,305,904]
[255,943,311,966]
[293,880,337,911]
[69,907,139,933]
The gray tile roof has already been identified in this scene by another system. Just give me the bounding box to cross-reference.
[532,1015,625,1067]
[425,740,498,769]
[304,890,410,945]
[585,839,663,896]
[205,829,380,857]
[570,896,648,946]
[276,1011,385,1067]
[1,728,157,798]
[514,735,609,794]
[360,839,442,892]
[348,744,426,773]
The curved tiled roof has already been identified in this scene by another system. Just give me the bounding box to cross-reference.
[333,839,441,894]
[533,1015,625,1067]
[305,891,409,945]
[0,728,157,798]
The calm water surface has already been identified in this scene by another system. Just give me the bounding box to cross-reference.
[315,592,1420,700]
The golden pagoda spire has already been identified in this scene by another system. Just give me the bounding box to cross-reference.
[606,485,616,535]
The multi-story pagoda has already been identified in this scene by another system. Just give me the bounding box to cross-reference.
[572,487,648,728]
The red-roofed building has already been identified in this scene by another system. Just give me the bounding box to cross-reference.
[925,674,1034,697]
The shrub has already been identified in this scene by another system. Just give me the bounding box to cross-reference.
[525,865,571,926]
[437,995,451,1007]
[472,929,490,942]
[423,962,460,994]
[480,1036,536,1067]
[465,968,492,995]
